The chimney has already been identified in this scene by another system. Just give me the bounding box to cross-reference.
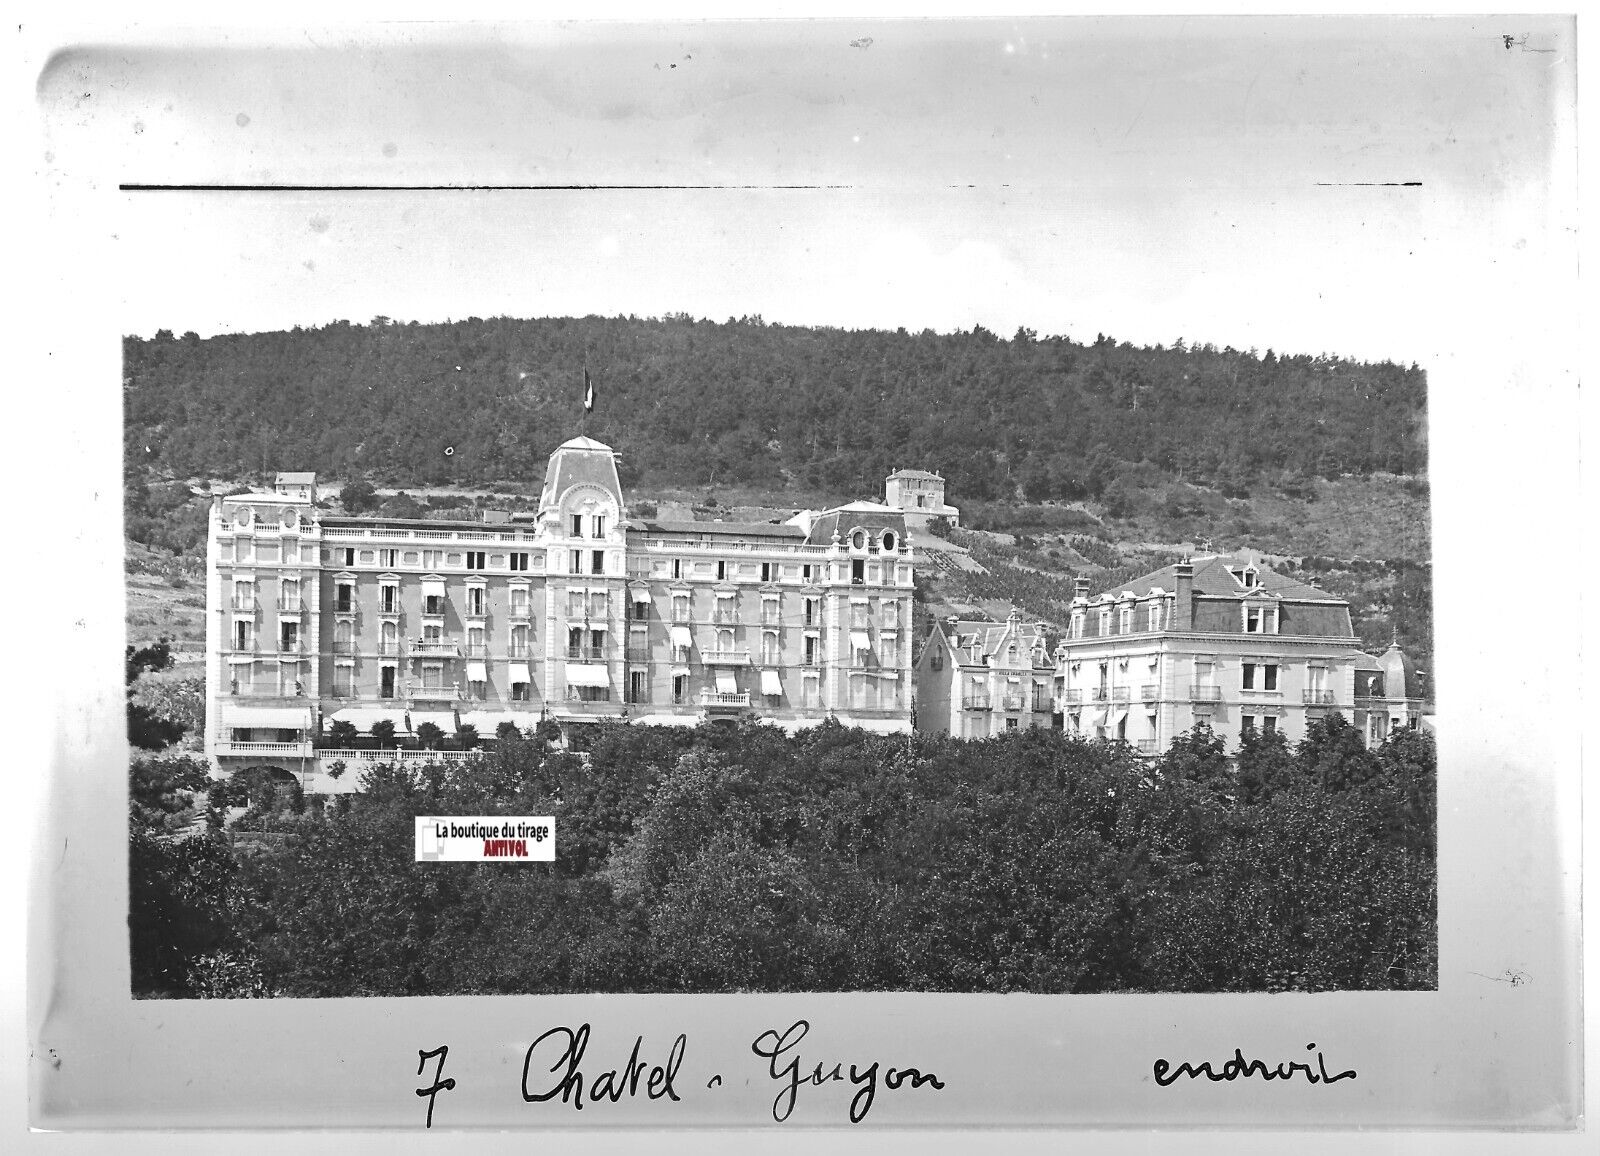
[1073,576,1091,602]
[1173,557,1194,631]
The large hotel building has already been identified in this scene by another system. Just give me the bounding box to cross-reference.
[205,436,915,791]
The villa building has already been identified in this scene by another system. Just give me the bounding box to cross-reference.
[1051,551,1374,755]
[205,436,916,792]
[914,611,1056,737]
[885,468,960,528]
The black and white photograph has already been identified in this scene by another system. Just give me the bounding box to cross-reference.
[24,10,1585,1141]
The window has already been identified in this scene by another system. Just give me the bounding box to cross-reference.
[333,665,354,697]
[421,550,441,568]
[379,549,397,568]
[589,590,609,618]
[1119,606,1132,634]
[510,625,530,657]
[569,549,583,574]
[233,620,253,650]
[423,590,445,616]
[716,560,728,581]
[465,586,485,616]
[762,597,780,626]
[568,625,584,655]
[850,529,866,550]
[334,582,354,613]
[1245,605,1265,633]
[422,623,442,644]
[510,552,529,571]
[850,602,869,629]
[341,548,356,567]
[1070,611,1084,640]
[592,515,606,538]
[1263,664,1278,691]
[762,631,780,665]
[279,621,299,651]
[279,579,300,612]
[1099,609,1111,636]
[930,650,943,671]
[881,530,897,552]
[421,664,444,690]
[880,636,897,666]
[672,594,691,623]
[1262,715,1278,735]
[467,626,486,656]
[380,666,396,698]
[804,597,818,626]
[1147,602,1161,631]
[672,675,689,705]
[466,551,486,570]
[511,678,530,702]
[1240,714,1256,738]
[591,550,605,575]
[802,635,818,666]
[1005,717,1019,731]
[851,559,865,584]
[630,596,649,622]
[570,514,584,537]
[716,628,734,653]
[672,558,683,580]
[760,562,773,582]
[381,620,398,654]
[509,587,529,616]
[802,676,820,708]
[1242,662,1256,690]
[802,564,813,582]
[629,670,647,704]
[379,584,398,613]
[468,677,487,701]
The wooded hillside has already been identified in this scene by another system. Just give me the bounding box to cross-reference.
[124,316,1426,501]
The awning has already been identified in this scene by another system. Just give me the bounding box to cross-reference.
[628,713,698,729]
[629,588,653,603]
[422,579,446,600]
[459,710,524,734]
[565,663,610,688]
[275,655,303,664]
[508,663,532,685]
[878,670,900,680]
[761,669,783,696]
[227,654,256,665]
[715,669,739,694]
[671,665,692,679]
[409,709,458,733]
[850,630,871,650]
[221,704,313,729]
[1090,709,1108,730]
[670,626,693,649]
[1006,674,1021,683]
[467,660,488,682]
[329,706,408,733]
[1109,708,1128,731]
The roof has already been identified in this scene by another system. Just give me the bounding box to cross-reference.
[637,519,807,540]
[1096,551,1335,603]
[275,471,316,484]
[539,436,622,511]
[941,617,1051,665]
[803,503,908,546]
[888,468,943,481]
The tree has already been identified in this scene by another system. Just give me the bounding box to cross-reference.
[1235,725,1294,805]
[455,723,481,750]
[495,720,523,745]
[416,721,445,750]
[370,718,398,748]
[326,719,359,749]
[339,478,378,514]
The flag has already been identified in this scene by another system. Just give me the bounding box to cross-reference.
[583,369,595,413]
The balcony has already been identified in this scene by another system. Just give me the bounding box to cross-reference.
[1001,694,1025,712]
[1140,684,1160,700]
[464,643,490,658]
[1137,739,1158,755]
[411,639,460,657]
[699,690,751,710]
[317,748,481,766]
[712,610,741,625]
[1303,689,1336,705]
[276,640,305,655]
[279,602,305,615]
[507,604,532,620]
[962,695,992,711]
[378,640,403,656]
[214,739,314,758]
[565,646,608,662]
[377,602,401,616]
[229,598,258,612]
[702,649,751,666]
[1057,689,1082,705]
[421,602,447,617]
[670,609,694,624]
[1189,685,1222,701]
[331,641,358,655]
[625,647,652,663]
[1032,697,1052,714]
[507,643,533,658]
[1091,687,1130,703]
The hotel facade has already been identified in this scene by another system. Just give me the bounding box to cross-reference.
[1050,551,1421,755]
[204,436,916,791]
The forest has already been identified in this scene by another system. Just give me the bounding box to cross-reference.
[131,718,1436,998]
[124,315,1427,501]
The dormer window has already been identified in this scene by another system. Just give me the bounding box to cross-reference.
[1244,605,1265,633]
[850,529,867,551]
[1098,609,1111,636]
[881,529,897,552]
[1147,602,1161,631]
